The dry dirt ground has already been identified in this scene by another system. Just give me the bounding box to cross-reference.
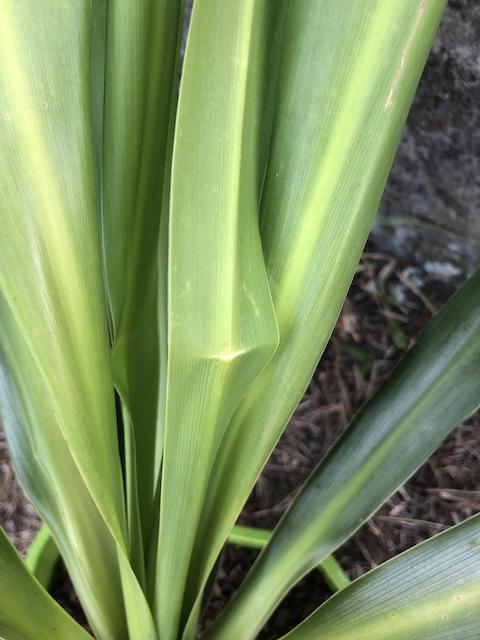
[1,248,479,638]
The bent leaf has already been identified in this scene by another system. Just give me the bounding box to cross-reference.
[281,514,480,640]
[153,1,281,638]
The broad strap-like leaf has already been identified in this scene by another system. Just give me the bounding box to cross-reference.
[101,1,184,563]
[0,3,156,638]
[188,1,447,633]
[0,0,125,548]
[0,526,91,640]
[203,268,480,639]
[281,514,480,640]
[153,1,282,638]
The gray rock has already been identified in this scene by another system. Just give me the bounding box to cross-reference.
[374,0,480,284]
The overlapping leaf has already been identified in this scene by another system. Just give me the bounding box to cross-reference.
[0,3,456,640]
[101,2,184,565]
[0,3,155,638]
[185,1,447,635]
[204,267,480,639]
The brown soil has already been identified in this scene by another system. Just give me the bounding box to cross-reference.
[0,435,40,554]
[1,248,479,639]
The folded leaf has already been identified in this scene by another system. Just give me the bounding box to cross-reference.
[281,514,480,640]
[0,526,90,640]
[153,1,283,637]
[204,267,480,639]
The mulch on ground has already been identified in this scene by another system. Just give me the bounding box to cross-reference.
[1,248,479,639]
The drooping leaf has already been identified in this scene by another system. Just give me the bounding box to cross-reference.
[204,267,480,639]
[0,526,91,640]
[281,514,480,640]
[188,1,446,634]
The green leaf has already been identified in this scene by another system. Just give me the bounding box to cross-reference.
[101,2,185,563]
[0,0,125,549]
[187,0,446,633]
[0,3,156,638]
[203,268,480,639]
[153,1,283,637]
[25,524,58,590]
[0,526,90,640]
[228,526,350,593]
[280,514,480,640]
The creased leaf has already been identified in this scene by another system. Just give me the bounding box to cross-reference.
[153,1,282,637]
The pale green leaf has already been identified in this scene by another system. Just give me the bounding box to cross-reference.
[0,0,125,547]
[153,2,283,637]
[25,524,58,590]
[0,3,156,638]
[0,526,91,640]
[281,514,480,640]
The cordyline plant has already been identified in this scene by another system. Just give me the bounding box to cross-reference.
[1,1,479,639]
